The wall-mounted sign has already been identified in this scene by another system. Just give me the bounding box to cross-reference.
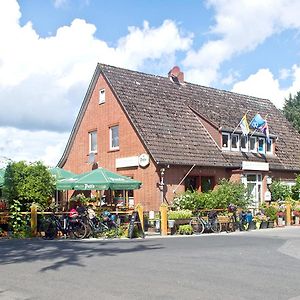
[265,191,271,201]
[116,156,139,168]
[138,154,150,168]
[242,161,269,171]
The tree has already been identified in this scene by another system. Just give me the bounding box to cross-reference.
[283,91,300,133]
[3,161,55,211]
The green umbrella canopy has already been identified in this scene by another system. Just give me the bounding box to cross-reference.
[58,167,142,191]
[56,176,79,190]
[49,167,77,181]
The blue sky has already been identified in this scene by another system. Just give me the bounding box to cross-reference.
[0,0,300,166]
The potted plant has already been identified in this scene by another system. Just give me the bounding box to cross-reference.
[168,209,192,226]
[177,224,193,235]
[264,205,277,228]
[277,205,285,226]
[292,207,300,225]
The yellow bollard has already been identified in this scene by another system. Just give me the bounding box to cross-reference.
[30,204,38,237]
[136,204,144,231]
[160,203,168,236]
[286,203,291,226]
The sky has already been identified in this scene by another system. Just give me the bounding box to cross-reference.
[0,0,300,167]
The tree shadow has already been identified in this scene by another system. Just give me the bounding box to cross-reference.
[0,238,163,272]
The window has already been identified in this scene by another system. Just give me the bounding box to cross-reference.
[99,89,105,104]
[241,135,248,152]
[184,176,199,191]
[110,125,119,150]
[89,131,97,153]
[231,134,239,151]
[222,133,230,150]
[249,137,257,152]
[201,176,214,193]
[266,139,273,154]
[258,138,265,153]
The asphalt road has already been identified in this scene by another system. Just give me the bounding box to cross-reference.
[1,227,300,300]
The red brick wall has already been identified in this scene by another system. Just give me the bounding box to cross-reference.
[63,73,162,210]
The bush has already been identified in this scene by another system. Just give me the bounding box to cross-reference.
[264,205,278,221]
[177,224,193,235]
[172,179,249,210]
[168,210,192,220]
[269,180,291,201]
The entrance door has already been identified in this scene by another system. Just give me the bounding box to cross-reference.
[245,174,262,210]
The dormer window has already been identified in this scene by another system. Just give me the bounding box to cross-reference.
[258,137,265,154]
[266,139,273,154]
[231,134,239,151]
[249,137,257,152]
[241,136,248,152]
[222,133,230,150]
[99,89,105,104]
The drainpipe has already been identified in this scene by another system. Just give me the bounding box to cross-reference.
[159,168,165,203]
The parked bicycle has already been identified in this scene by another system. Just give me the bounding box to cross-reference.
[40,212,87,240]
[190,210,222,234]
[225,204,248,232]
[77,206,119,238]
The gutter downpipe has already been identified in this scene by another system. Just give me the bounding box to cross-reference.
[172,164,196,194]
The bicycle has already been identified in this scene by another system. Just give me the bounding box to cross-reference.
[40,212,87,240]
[77,207,119,238]
[190,210,222,234]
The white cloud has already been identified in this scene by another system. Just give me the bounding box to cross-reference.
[53,0,68,8]
[0,0,192,164]
[183,0,300,85]
[0,127,69,167]
[231,65,300,108]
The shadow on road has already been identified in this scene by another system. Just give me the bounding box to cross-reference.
[0,238,163,272]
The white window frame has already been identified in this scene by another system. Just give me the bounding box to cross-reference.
[231,134,239,151]
[222,133,230,150]
[240,135,248,152]
[99,89,105,104]
[258,137,265,154]
[266,139,273,154]
[110,125,119,150]
[249,136,257,153]
[89,131,97,153]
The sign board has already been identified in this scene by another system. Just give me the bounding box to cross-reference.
[265,191,271,201]
[242,161,269,171]
[138,154,150,168]
[128,211,145,239]
[116,156,139,168]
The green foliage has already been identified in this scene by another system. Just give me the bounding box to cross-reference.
[173,179,249,210]
[177,224,193,235]
[168,209,192,220]
[269,180,291,201]
[9,199,31,237]
[291,174,300,200]
[264,205,278,221]
[3,161,55,211]
[283,91,300,133]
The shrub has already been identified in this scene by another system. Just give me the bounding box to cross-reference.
[264,205,278,221]
[269,180,291,201]
[177,224,193,235]
[168,210,192,220]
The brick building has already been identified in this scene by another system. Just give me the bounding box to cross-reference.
[58,64,300,211]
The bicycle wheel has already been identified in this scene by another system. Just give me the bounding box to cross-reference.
[72,220,87,239]
[211,219,222,233]
[190,218,205,234]
[42,220,57,240]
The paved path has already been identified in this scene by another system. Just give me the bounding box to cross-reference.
[1,226,300,300]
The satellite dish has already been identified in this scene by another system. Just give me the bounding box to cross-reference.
[88,152,95,164]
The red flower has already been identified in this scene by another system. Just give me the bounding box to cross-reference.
[277,211,284,217]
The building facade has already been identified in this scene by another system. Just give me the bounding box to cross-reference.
[58,64,300,211]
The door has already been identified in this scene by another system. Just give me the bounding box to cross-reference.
[245,174,262,210]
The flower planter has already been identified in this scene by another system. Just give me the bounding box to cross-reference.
[277,217,284,227]
[174,219,191,226]
[248,221,256,230]
[294,216,300,225]
[255,222,261,229]
[260,221,268,229]
[168,220,175,228]
[268,221,275,228]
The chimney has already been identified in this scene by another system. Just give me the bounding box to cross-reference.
[168,66,184,84]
